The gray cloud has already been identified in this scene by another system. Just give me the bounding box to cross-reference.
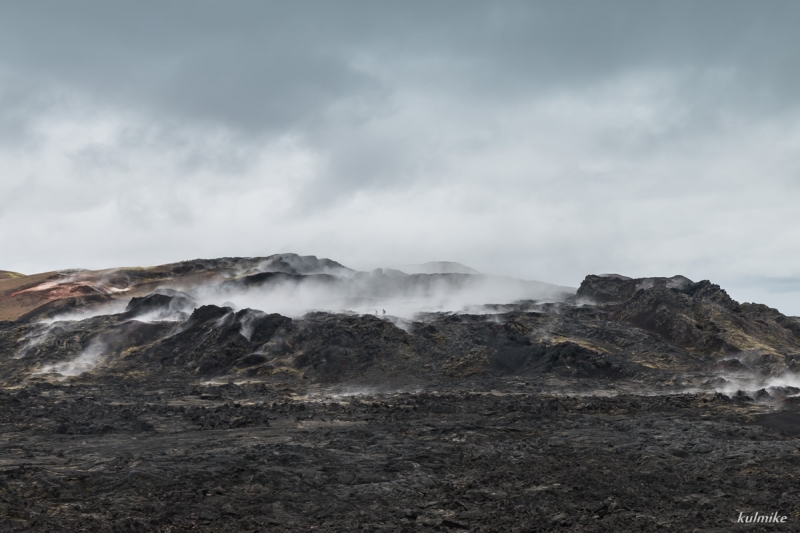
[2,1,800,314]
[3,1,799,132]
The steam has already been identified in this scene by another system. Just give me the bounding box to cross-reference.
[17,256,574,325]
[127,289,197,322]
[35,340,106,377]
[14,323,60,359]
[702,351,800,401]
[710,370,800,396]
[38,301,129,324]
[238,310,265,341]
[195,271,574,319]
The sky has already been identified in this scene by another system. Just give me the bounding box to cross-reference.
[1,1,800,314]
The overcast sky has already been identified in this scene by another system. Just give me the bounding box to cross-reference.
[1,1,800,313]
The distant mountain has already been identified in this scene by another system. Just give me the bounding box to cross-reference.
[396,261,480,275]
[253,253,354,276]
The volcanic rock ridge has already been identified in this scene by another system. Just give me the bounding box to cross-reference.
[1,255,798,399]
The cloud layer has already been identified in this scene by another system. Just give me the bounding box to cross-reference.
[2,1,800,313]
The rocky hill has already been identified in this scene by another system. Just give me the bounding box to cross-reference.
[1,258,798,395]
